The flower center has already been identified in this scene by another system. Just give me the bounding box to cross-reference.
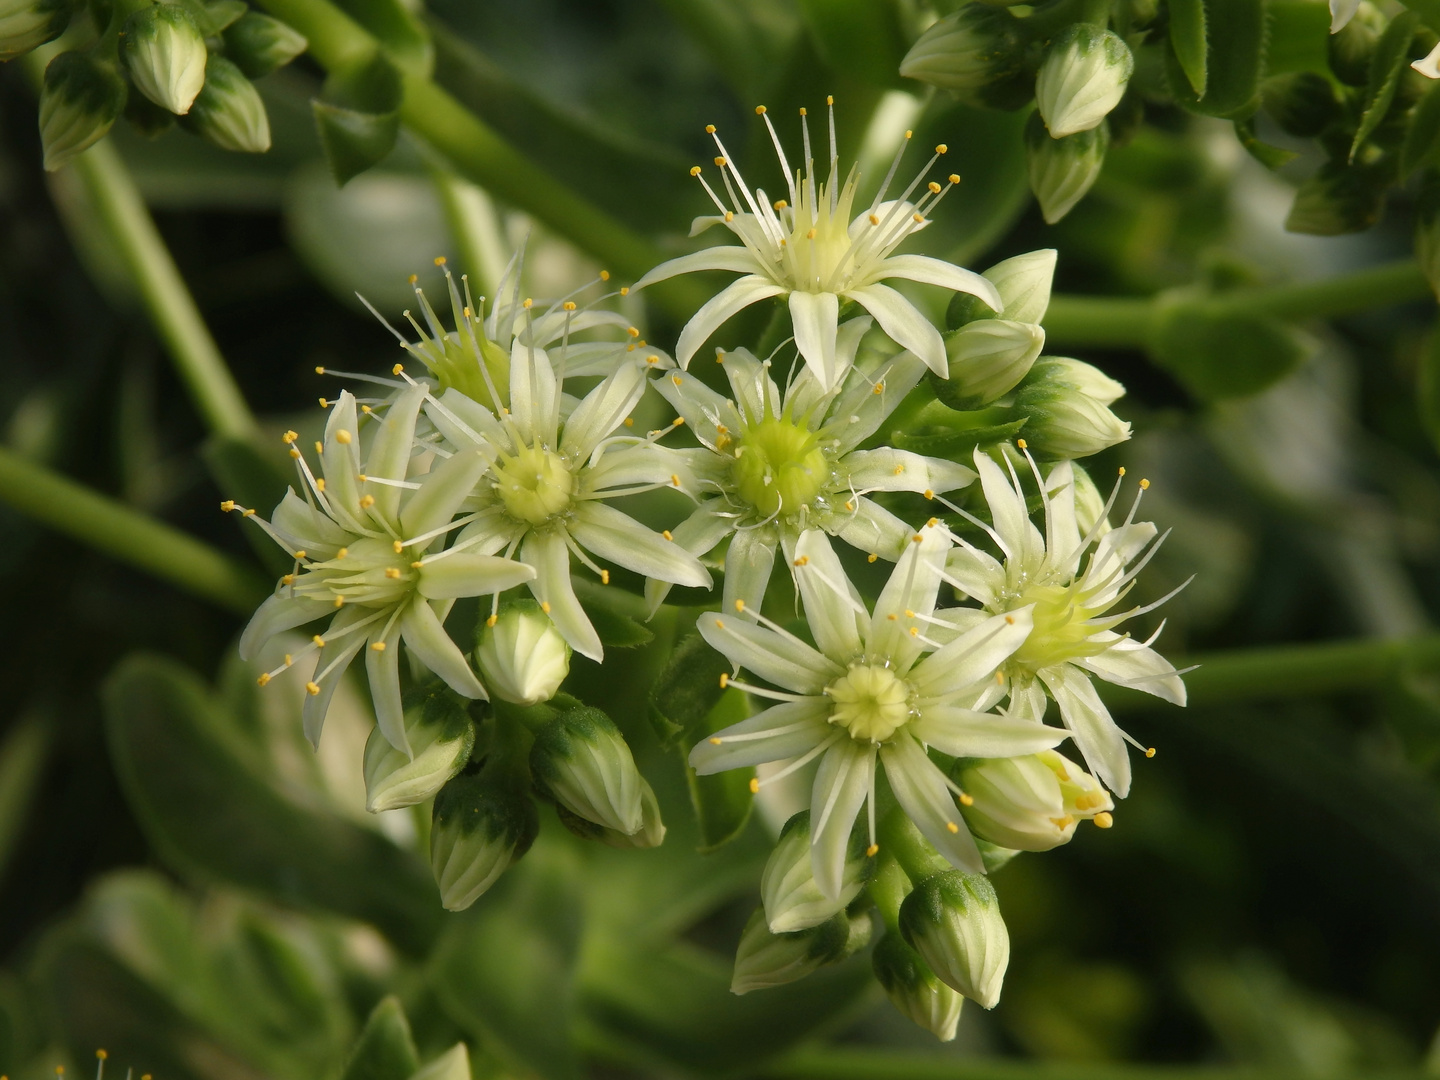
[826,662,911,743]
[299,537,417,608]
[730,417,830,519]
[496,443,575,526]
[1005,582,1109,672]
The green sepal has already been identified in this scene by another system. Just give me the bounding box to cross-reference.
[39,48,127,172]
[891,416,1029,458]
[223,10,308,78]
[1350,11,1421,163]
[1404,81,1440,177]
[1165,0,1267,118]
[1150,296,1310,400]
[648,624,731,747]
[1233,115,1298,169]
[571,576,653,648]
[340,997,420,1080]
[1168,0,1207,96]
[686,688,755,852]
[312,50,403,184]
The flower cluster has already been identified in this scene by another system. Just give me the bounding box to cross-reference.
[226,109,1187,1041]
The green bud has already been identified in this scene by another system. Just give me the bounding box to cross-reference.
[476,601,571,706]
[1013,357,1131,459]
[530,705,643,834]
[899,871,1009,1008]
[872,931,963,1041]
[1028,356,1125,405]
[1285,162,1384,236]
[899,8,1031,109]
[179,54,270,153]
[985,248,1057,323]
[39,50,127,172]
[429,769,538,911]
[363,692,475,812]
[1025,111,1108,224]
[223,11,307,78]
[945,291,995,331]
[939,319,1045,409]
[731,907,867,995]
[1036,25,1133,138]
[761,811,871,933]
[121,4,207,116]
[554,776,666,849]
[1262,72,1340,139]
[0,0,72,62]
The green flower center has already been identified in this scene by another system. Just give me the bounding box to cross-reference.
[730,417,830,519]
[300,537,417,608]
[826,662,911,743]
[496,443,575,526]
[1005,582,1109,672]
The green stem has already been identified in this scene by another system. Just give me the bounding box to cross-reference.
[0,447,268,614]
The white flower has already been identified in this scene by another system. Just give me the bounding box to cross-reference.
[646,334,976,613]
[690,526,1064,897]
[631,103,1002,391]
[1414,42,1440,79]
[232,388,536,754]
[942,450,1189,796]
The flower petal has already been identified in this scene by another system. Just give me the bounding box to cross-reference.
[569,502,712,588]
[646,501,739,614]
[809,739,875,899]
[723,525,779,615]
[876,254,1003,312]
[239,593,334,662]
[793,529,867,659]
[719,346,782,424]
[844,448,976,495]
[821,349,929,455]
[698,613,840,694]
[320,392,365,532]
[1038,663,1131,797]
[844,282,946,376]
[400,447,490,541]
[367,620,407,754]
[830,497,911,563]
[789,289,842,391]
[909,705,1066,758]
[880,732,984,874]
[944,544,1005,607]
[909,607,1034,699]
[867,523,951,673]
[1074,634,1187,706]
[365,385,426,521]
[689,697,833,774]
[1330,0,1360,32]
[631,246,766,291]
[271,490,352,558]
[425,387,504,450]
[418,552,536,600]
[301,610,369,748]
[676,276,787,367]
[453,510,524,557]
[788,317,874,419]
[508,340,558,445]
[522,529,602,661]
[561,362,647,460]
[654,368,743,443]
[402,596,485,699]
[972,449,1043,569]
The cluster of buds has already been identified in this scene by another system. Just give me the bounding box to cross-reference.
[938,248,1055,410]
[17,0,304,171]
[1011,355,1131,459]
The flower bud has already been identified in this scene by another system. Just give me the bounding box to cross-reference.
[899,8,1030,109]
[363,691,475,812]
[429,769,538,911]
[1026,111,1108,224]
[872,931,963,1041]
[1036,24,1133,138]
[554,776,666,849]
[939,319,1045,409]
[179,55,270,153]
[121,3,207,115]
[731,907,866,995]
[955,755,1072,852]
[39,50,127,172]
[1013,359,1131,459]
[529,705,643,834]
[222,11,307,78]
[1262,72,1341,139]
[410,1044,470,1080]
[761,811,870,933]
[899,871,1009,1008]
[0,0,72,62]
[476,601,571,706]
[1029,356,1126,405]
[986,249,1057,324]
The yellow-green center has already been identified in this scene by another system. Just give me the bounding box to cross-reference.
[1005,582,1109,672]
[496,443,574,526]
[730,417,829,519]
[827,662,911,743]
[298,536,417,608]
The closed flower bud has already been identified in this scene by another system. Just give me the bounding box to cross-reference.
[0,0,72,62]
[530,705,643,834]
[1026,111,1109,224]
[762,810,870,933]
[1029,356,1126,405]
[121,3,207,115]
[956,755,1073,851]
[1263,72,1340,139]
[872,931,964,1041]
[363,691,475,812]
[731,907,854,995]
[476,601,570,706]
[899,7,1030,109]
[1036,24,1133,138]
[39,50,127,172]
[179,55,270,152]
[554,776,666,849]
[987,249,1058,323]
[1013,361,1131,459]
[430,769,538,911]
[222,11,307,78]
[940,319,1045,409]
[899,871,1010,1008]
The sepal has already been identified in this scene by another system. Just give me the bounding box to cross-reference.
[39,49,127,171]
[1025,111,1109,224]
[180,55,270,152]
[730,907,869,995]
[1036,24,1133,138]
[120,3,207,115]
[223,11,308,78]
[0,0,72,62]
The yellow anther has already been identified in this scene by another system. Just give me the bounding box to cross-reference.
[1118,466,1126,476]
[887,613,898,622]
[928,181,941,194]
[690,165,702,176]
[905,609,916,617]
[959,793,974,806]
[220,499,236,512]
[845,500,855,511]
[392,363,404,375]
[705,123,716,133]
[600,270,610,281]
[912,534,923,543]
[662,530,674,541]
[281,574,295,585]
[719,672,730,688]
[563,301,577,311]
[601,569,610,584]
[384,567,401,579]
[294,550,305,558]
[924,489,934,500]
[313,635,326,647]
[935,143,948,154]
[716,424,728,434]
[486,614,498,627]
[289,448,300,459]
[794,554,810,566]
[283,430,299,444]
[904,129,913,139]
[647,355,660,365]
[624,417,634,427]
[408,274,418,285]
[826,95,834,105]
[671,474,681,487]
[620,286,629,295]
[257,672,271,686]
[1017,438,1028,449]
[319,397,329,408]
[869,213,880,225]
[672,374,683,386]
[894,465,905,475]
[674,417,685,425]
[1140,478,1151,490]
[359,494,376,510]
[1094,812,1115,829]
[799,107,807,116]
[336,547,348,558]
[540,601,551,613]
[714,156,727,167]
[873,381,885,394]
[948,173,960,184]
[749,776,760,794]
[306,681,321,695]
[627,326,640,337]
[242,508,256,517]
[314,365,326,375]
[710,736,723,745]
[945,820,959,833]
[715,618,725,628]
[315,478,326,491]
[334,595,344,607]
[807,228,817,239]
[463,307,471,318]
[393,540,404,553]
[724,211,734,221]
[866,843,879,857]
[336,429,352,444]
[434,255,447,266]
[755,104,767,114]
[314,440,323,454]
[371,641,386,651]
[909,626,919,636]
[1145,746,1157,758]
[926,517,939,528]
[912,213,924,223]
[868,553,878,563]
[523,297,534,308]
[411,561,423,569]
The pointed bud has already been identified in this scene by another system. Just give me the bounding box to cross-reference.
[762,811,871,933]
[429,768,538,911]
[363,691,475,812]
[179,55,270,153]
[985,249,1057,324]
[956,755,1073,852]
[529,705,643,834]
[899,871,1009,1008]
[121,4,207,115]
[939,320,1045,409]
[899,8,1030,109]
[1036,25,1133,138]
[38,50,127,172]
[0,0,72,62]
[1026,111,1109,224]
[222,11,307,78]
[410,1044,470,1080]
[1013,358,1131,459]
[731,907,868,995]
[872,931,964,1041]
[554,776,666,849]
[476,601,571,706]
[1029,356,1126,405]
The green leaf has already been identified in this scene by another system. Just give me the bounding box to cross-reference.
[686,689,755,852]
[1151,297,1311,399]
[1403,81,1440,177]
[1350,12,1421,162]
[795,0,906,88]
[649,625,731,747]
[571,577,654,648]
[1169,0,1208,96]
[334,0,433,77]
[103,654,442,955]
[1267,0,1333,75]
[313,102,402,186]
[1234,115,1299,169]
[1166,0,1267,118]
[341,997,420,1080]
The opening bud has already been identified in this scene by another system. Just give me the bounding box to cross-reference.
[1036,24,1133,139]
[899,870,1010,1008]
[179,55,270,153]
[529,705,644,834]
[984,249,1058,324]
[899,8,1031,109]
[956,754,1073,851]
[0,0,72,62]
[1013,357,1131,459]
[731,907,870,995]
[430,768,538,911]
[872,930,964,1041]
[939,319,1045,410]
[554,776,666,849]
[223,11,308,79]
[39,50,127,172]
[1026,111,1109,224]
[363,690,475,812]
[121,3,207,115]
[762,811,871,933]
[476,600,571,706]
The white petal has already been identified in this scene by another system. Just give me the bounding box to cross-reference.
[718,346,782,424]
[676,276,787,367]
[909,607,1035,699]
[789,290,842,391]
[1415,43,1440,78]
[320,392,365,532]
[631,246,765,291]
[452,510,524,557]
[972,449,1043,568]
[508,340,558,445]
[561,362,647,460]
[788,317,874,419]
[418,552,536,600]
[239,593,334,662]
[809,740,875,900]
[793,529,867,659]
[1083,521,1158,605]
[584,443,700,493]
[365,385,426,521]
[1038,664,1131,797]
[820,349,928,455]
[698,613,840,695]
[983,249,1056,323]
[1075,634,1186,705]
[271,490,351,557]
[830,497,911,563]
[689,698,832,774]
[1330,0,1360,32]
[402,596,485,699]
[522,530,602,661]
[1040,461,1082,573]
[876,254,1002,312]
[646,502,739,614]
[301,610,369,747]
[844,448,976,495]
[723,526,778,615]
[880,733,983,874]
[943,545,1005,607]
[654,368,743,441]
[867,524,951,673]
[424,388,504,450]
[569,502,711,588]
[367,620,407,754]
[844,283,947,376]
[400,448,489,541]
[909,705,1066,758]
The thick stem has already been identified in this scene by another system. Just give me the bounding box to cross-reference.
[0,447,268,614]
